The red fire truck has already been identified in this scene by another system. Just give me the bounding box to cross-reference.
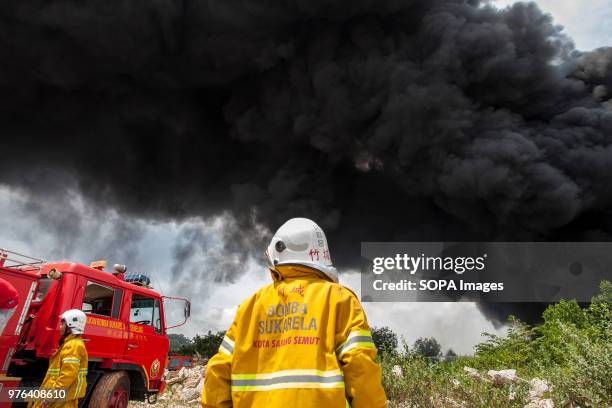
[0,248,191,408]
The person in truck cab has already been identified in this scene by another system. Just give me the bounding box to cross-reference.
[31,309,88,408]
[202,218,387,408]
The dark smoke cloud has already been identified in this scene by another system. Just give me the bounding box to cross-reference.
[170,214,267,287]
[575,48,612,103]
[1,173,146,265]
[168,214,268,328]
[1,0,611,323]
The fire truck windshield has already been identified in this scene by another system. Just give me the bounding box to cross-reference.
[130,294,162,333]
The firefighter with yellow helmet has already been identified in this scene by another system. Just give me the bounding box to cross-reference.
[202,218,387,408]
[31,309,88,408]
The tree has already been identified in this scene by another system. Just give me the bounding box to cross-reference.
[168,333,192,352]
[192,331,226,359]
[169,331,227,358]
[371,326,398,357]
[445,348,457,361]
[176,343,195,355]
[413,337,442,360]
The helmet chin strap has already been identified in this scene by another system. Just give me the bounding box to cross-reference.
[269,268,282,281]
[59,322,70,346]
[265,249,280,269]
[61,320,70,335]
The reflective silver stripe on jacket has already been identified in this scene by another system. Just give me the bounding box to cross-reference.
[336,330,376,357]
[231,369,344,391]
[219,336,235,355]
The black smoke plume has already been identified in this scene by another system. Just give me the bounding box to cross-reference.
[1,0,611,324]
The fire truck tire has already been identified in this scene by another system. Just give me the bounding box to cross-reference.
[88,371,131,408]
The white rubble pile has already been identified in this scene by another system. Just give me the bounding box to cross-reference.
[129,364,207,407]
[487,369,518,386]
[462,367,555,408]
[528,378,551,400]
[524,399,555,408]
[392,365,404,379]
[524,378,553,408]
[463,366,482,380]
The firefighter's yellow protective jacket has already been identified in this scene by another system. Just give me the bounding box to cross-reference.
[31,334,88,408]
[202,265,387,408]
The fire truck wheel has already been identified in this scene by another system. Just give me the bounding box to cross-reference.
[88,371,131,408]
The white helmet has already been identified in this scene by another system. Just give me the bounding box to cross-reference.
[61,309,87,335]
[266,218,338,283]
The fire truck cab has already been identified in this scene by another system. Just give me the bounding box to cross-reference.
[0,249,190,408]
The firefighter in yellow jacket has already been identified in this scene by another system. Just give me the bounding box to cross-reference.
[202,218,387,408]
[31,309,88,408]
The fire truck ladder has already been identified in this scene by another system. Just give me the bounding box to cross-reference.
[0,247,46,271]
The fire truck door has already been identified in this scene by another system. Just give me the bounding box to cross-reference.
[81,281,127,358]
[124,293,167,390]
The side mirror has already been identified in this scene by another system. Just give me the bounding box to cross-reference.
[162,296,191,330]
[184,301,191,319]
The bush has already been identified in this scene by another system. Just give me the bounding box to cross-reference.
[171,330,226,359]
[473,317,537,372]
[382,353,528,407]
[413,337,442,360]
[372,326,399,358]
[191,331,226,359]
[382,280,611,407]
[168,333,192,352]
[548,324,611,406]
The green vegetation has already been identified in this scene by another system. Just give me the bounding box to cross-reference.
[372,326,399,358]
[168,333,191,351]
[169,330,226,359]
[382,281,612,407]
[413,337,443,360]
